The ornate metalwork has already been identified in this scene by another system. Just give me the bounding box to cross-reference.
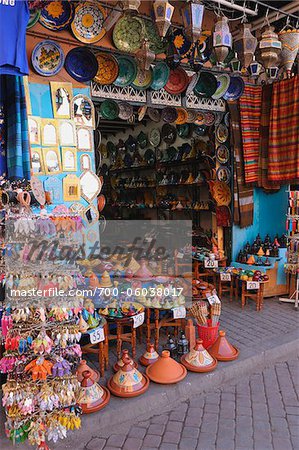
[91,81,146,104]
[183,92,226,112]
[149,88,182,107]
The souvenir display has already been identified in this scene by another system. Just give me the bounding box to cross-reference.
[100,100,119,121]
[94,53,119,85]
[259,25,281,69]
[71,1,106,43]
[279,27,299,75]
[216,144,230,164]
[213,16,232,65]
[114,56,138,87]
[113,15,144,52]
[164,67,189,95]
[27,9,40,29]
[31,40,64,76]
[108,357,149,398]
[62,147,77,172]
[182,0,205,43]
[39,1,75,31]
[71,95,95,128]
[76,127,93,151]
[223,75,245,101]
[132,67,153,91]
[50,82,73,119]
[212,73,230,99]
[78,372,110,414]
[194,71,217,97]
[216,123,229,143]
[150,61,170,90]
[65,47,98,83]
[118,102,134,120]
[42,147,62,174]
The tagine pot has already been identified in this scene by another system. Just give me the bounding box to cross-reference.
[139,343,159,367]
[100,270,113,288]
[208,330,239,361]
[78,371,110,414]
[108,357,149,398]
[181,339,218,373]
[76,359,100,383]
[146,350,187,384]
[113,349,138,372]
[134,258,153,281]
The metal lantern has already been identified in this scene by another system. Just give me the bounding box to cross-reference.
[234,23,257,69]
[266,66,279,81]
[163,334,177,358]
[121,0,141,13]
[213,16,232,65]
[182,0,205,43]
[136,39,155,71]
[177,331,189,358]
[279,27,299,76]
[249,55,263,78]
[259,25,281,69]
[153,0,174,38]
[230,52,242,73]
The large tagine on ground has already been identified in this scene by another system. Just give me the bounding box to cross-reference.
[78,371,110,414]
[76,359,100,383]
[146,350,187,384]
[108,357,149,397]
[181,339,218,372]
[139,343,159,367]
[113,349,138,372]
[208,330,239,361]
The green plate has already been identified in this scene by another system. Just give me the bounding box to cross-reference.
[113,15,144,52]
[100,100,119,120]
[212,73,230,99]
[144,19,167,55]
[114,56,137,87]
[194,71,217,98]
[132,67,153,90]
[27,9,40,29]
[150,62,170,91]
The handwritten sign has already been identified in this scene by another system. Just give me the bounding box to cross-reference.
[172,306,186,319]
[207,294,221,305]
[176,252,184,259]
[246,281,260,290]
[204,259,218,268]
[89,326,105,344]
[133,312,145,328]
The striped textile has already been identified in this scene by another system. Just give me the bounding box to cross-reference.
[268,75,299,183]
[0,76,7,177]
[239,83,262,184]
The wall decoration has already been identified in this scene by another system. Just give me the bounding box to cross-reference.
[213,16,232,65]
[62,147,77,172]
[28,116,41,144]
[182,0,205,43]
[31,175,46,206]
[153,0,174,38]
[80,153,92,170]
[58,119,76,146]
[50,82,73,119]
[113,15,144,52]
[80,170,102,203]
[77,126,93,151]
[41,119,58,146]
[30,147,45,175]
[44,176,62,203]
[84,204,99,226]
[63,174,81,202]
[31,40,65,77]
[39,1,75,31]
[71,1,107,44]
[71,94,95,128]
[65,47,99,83]
[42,146,62,174]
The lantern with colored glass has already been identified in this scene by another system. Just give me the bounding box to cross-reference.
[153,0,174,38]
[234,23,257,69]
[182,0,205,43]
[249,55,263,78]
[213,16,232,65]
[230,52,241,73]
[266,66,279,81]
[177,330,189,358]
[121,0,141,13]
[259,25,281,69]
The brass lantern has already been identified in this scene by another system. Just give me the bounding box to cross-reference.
[234,23,257,68]
[259,25,281,69]
[182,0,205,43]
[136,39,155,71]
[121,0,141,13]
[153,0,174,38]
[213,16,232,65]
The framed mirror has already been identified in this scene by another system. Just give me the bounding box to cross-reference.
[69,202,85,217]
[30,147,45,174]
[31,176,46,206]
[71,94,95,129]
[80,170,102,203]
[28,116,41,144]
[58,119,76,146]
[77,126,93,151]
[63,174,80,202]
[41,119,58,146]
[44,176,62,204]
[42,147,61,174]
[62,147,77,172]
[84,204,99,226]
[50,81,73,119]
[80,154,91,171]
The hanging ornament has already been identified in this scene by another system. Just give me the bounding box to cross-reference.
[279,26,299,76]
[166,38,181,69]
[234,23,258,69]
[182,0,205,43]
[259,25,281,69]
[121,0,141,13]
[213,16,232,65]
[135,39,155,71]
[153,0,174,38]
[230,52,242,73]
[249,55,263,78]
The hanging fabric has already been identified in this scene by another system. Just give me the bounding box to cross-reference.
[239,84,262,184]
[0,76,7,177]
[268,75,299,183]
[228,101,254,228]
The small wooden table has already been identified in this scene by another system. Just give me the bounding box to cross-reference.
[107,316,137,359]
[145,308,186,350]
[240,280,266,311]
[81,320,109,377]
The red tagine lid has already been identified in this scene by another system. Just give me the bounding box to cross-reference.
[208,330,239,361]
[139,343,159,367]
[108,357,149,398]
[78,371,110,414]
[181,339,218,372]
[113,349,138,372]
[146,350,187,384]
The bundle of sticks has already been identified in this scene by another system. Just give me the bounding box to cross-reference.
[211,302,221,326]
[189,300,221,327]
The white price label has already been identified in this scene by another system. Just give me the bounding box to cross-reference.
[204,259,218,268]
[207,294,221,305]
[133,312,145,328]
[172,306,186,319]
[177,252,184,259]
[246,281,260,290]
[89,326,105,344]
[220,273,231,281]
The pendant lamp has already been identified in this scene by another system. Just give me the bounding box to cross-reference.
[153,0,174,38]
[182,0,205,43]
[213,16,232,65]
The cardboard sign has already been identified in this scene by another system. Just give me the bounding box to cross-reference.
[172,306,186,319]
[133,312,145,328]
[220,273,231,281]
[246,281,260,290]
[204,259,218,268]
[89,326,105,344]
[207,294,221,305]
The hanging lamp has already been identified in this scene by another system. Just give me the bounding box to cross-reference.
[234,23,257,69]
[213,16,232,65]
[182,0,205,43]
[121,0,141,13]
[153,0,174,38]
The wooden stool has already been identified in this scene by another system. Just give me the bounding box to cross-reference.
[81,322,109,377]
[218,274,234,301]
[145,308,186,350]
[107,317,137,359]
[240,280,265,311]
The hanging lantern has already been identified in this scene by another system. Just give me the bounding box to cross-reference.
[234,23,258,69]
[182,0,205,43]
[249,55,263,78]
[121,0,141,13]
[153,0,174,38]
[135,39,155,71]
[230,52,242,73]
[259,25,281,69]
[213,16,232,65]
[279,27,299,76]
[266,66,279,81]
[166,39,181,69]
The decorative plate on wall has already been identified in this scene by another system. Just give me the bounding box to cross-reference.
[216,123,229,143]
[113,15,144,52]
[100,100,119,120]
[94,53,119,85]
[172,29,192,57]
[27,9,40,29]
[212,73,230,100]
[194,71,217,98]
[132,68,153,91]
[223,75,245,101]
[149,128,161,147]
[144,19,167,54]
[39,1,75,31]
[150,62,170,91]
[114,56,137,87]
[164,67,189,95]
[65,47,98,82]
[71,1,106,43]
[216,166,231,184]
[31,40,64,76]
[216,144,229,164]
[118,102,133,120]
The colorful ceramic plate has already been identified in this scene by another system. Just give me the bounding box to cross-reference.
[113,15,143,52]
[175,108,188,125]
[94,53,119,85]
[31,40,64,76]
[216,166,231,184]
[151,62,170,91]
[147,107,161,123]
[71,1,106,44]
[223,75,245,101]
[177,123,190,138]
[165,67,189,95]
[212,181,231,206]
[144,19,167,54]
[216,145,230,164]
[39,1,74,31]
[149,128,161,147]
[118,102,133,121]
[216,123,229,143]
[144,149,156,165]
[65,47,98,82]
[138,105,147,121]
[212,73,230,100]
[224,112,230,127]
[132,68,153,91]
[173,29,192,57]
[114,56,137,87]
[162,124,177,144]
[204,112,216,126]
[194,71,217,97]
[195,112,205,125]
[161,107,178,123]
[100,100,119,120]
[27,9,40,29]
[187,110,198,123]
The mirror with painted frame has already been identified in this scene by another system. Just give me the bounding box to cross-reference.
[80,170,102,203]
[80,153,91,171]
[77,126,92,151]
[71,94,95,128]
[62,147,77,172]
[31,147,45,174]
[41,119,58,146]
[59,119,76,146]
[42,147,61,175]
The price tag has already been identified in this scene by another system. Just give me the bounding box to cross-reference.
[220,273,231,281]
[133,312,145,328]
[172,306,186,319]
[246,281,260,290]
[204,259,218,268]
[207,294,221,305]
[89,326,105,344]
[177,252,184,259]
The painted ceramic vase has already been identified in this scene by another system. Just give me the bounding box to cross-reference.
[78,371,110,414]
[208,330,239,361]
[181,339,217,372]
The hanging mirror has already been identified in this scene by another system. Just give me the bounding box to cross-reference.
[30,148,45,174]
[58,119,76,146]
[42,147,61,174]
[62,147,77,172]
[80,154,91,171]
[80,170,102,203]
[44,176,62,204]
[84,204,99,226]
[63,174,80,202]
[77,126,93,151]
[28,116,41,144]
[41,119,58,146]
[71,94,95,128]
[50,81,73,119]
[30,176,46,206]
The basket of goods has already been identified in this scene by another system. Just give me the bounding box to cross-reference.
[190,300,221,349]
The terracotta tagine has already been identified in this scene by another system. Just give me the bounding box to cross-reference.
[139,343,159,367]
[113,349,138,372]
[100,270,113,288]
[181,339,218,373]
[76,359,100,383]
[108,357,149,398]
[78,371,110,414]
[146,350,187,384]
[134,258,153,280]
[208,330,239,361]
